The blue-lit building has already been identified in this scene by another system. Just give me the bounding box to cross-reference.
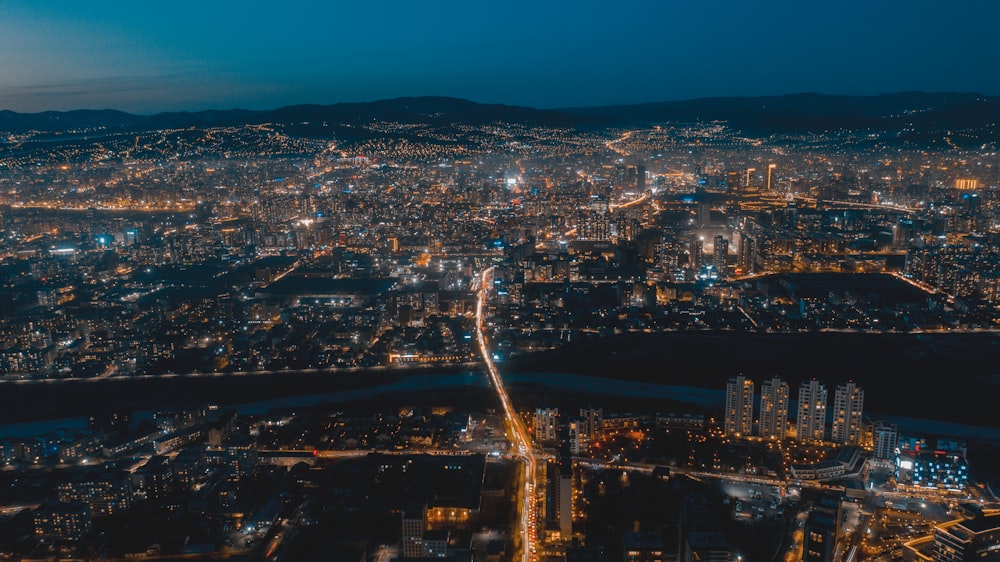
[895,449,968,490]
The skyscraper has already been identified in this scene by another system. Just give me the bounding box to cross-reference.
[759,376,790,439]
[691,238,704,270]
[796,379,827,442]
[831,382,864,445]
[738,233,757,275]
[712,235,729,277]
[724,375,754,437]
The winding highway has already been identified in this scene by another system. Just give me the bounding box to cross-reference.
[475,267,538,562]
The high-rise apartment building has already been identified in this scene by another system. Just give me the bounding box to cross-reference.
[873,421,897,462]
[579,407,603,441]
[724,375,754,436]
[759,376,789,439]
[567,419,586,455]
[831,382,864,445]
[796,379,827,442]
[534,408,559,443]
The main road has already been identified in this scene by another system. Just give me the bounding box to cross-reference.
[475,267,538,562]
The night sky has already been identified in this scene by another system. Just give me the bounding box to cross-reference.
[2,0,999,113]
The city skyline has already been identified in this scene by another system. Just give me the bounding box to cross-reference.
[2,3,1000,558]
[2,0,1000,113]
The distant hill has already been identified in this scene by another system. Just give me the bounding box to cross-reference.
[2,92,1000,142]
[563,92,1000,133]
[0,97,581,135]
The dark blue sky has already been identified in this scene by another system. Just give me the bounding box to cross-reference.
[2,0,998,113]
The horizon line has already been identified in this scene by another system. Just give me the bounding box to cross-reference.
[0,90,993,117]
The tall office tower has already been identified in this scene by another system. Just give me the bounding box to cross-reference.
[697,203,711,227]
[759,376,790,439]
[831,382,865,445]
[713,235,729,277]
[872,421,898,462]
[738,233,757,275]
[796,379,827,442]
[534,408,559,443]
[690,238,705,270]
[766,163,776,192]
[724,375,754,437]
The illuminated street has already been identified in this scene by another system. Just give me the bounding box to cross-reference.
[476,267,539,562]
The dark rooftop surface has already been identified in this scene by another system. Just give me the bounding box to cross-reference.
[959,513,1000,533]
[262,276,397,296]
[760,273,930,304]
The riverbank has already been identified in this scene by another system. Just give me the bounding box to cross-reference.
[504,331,1000,428]
[0,366,478,426]
[4,368,997,446]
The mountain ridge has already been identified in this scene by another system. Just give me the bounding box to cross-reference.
[2,92,999,140]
